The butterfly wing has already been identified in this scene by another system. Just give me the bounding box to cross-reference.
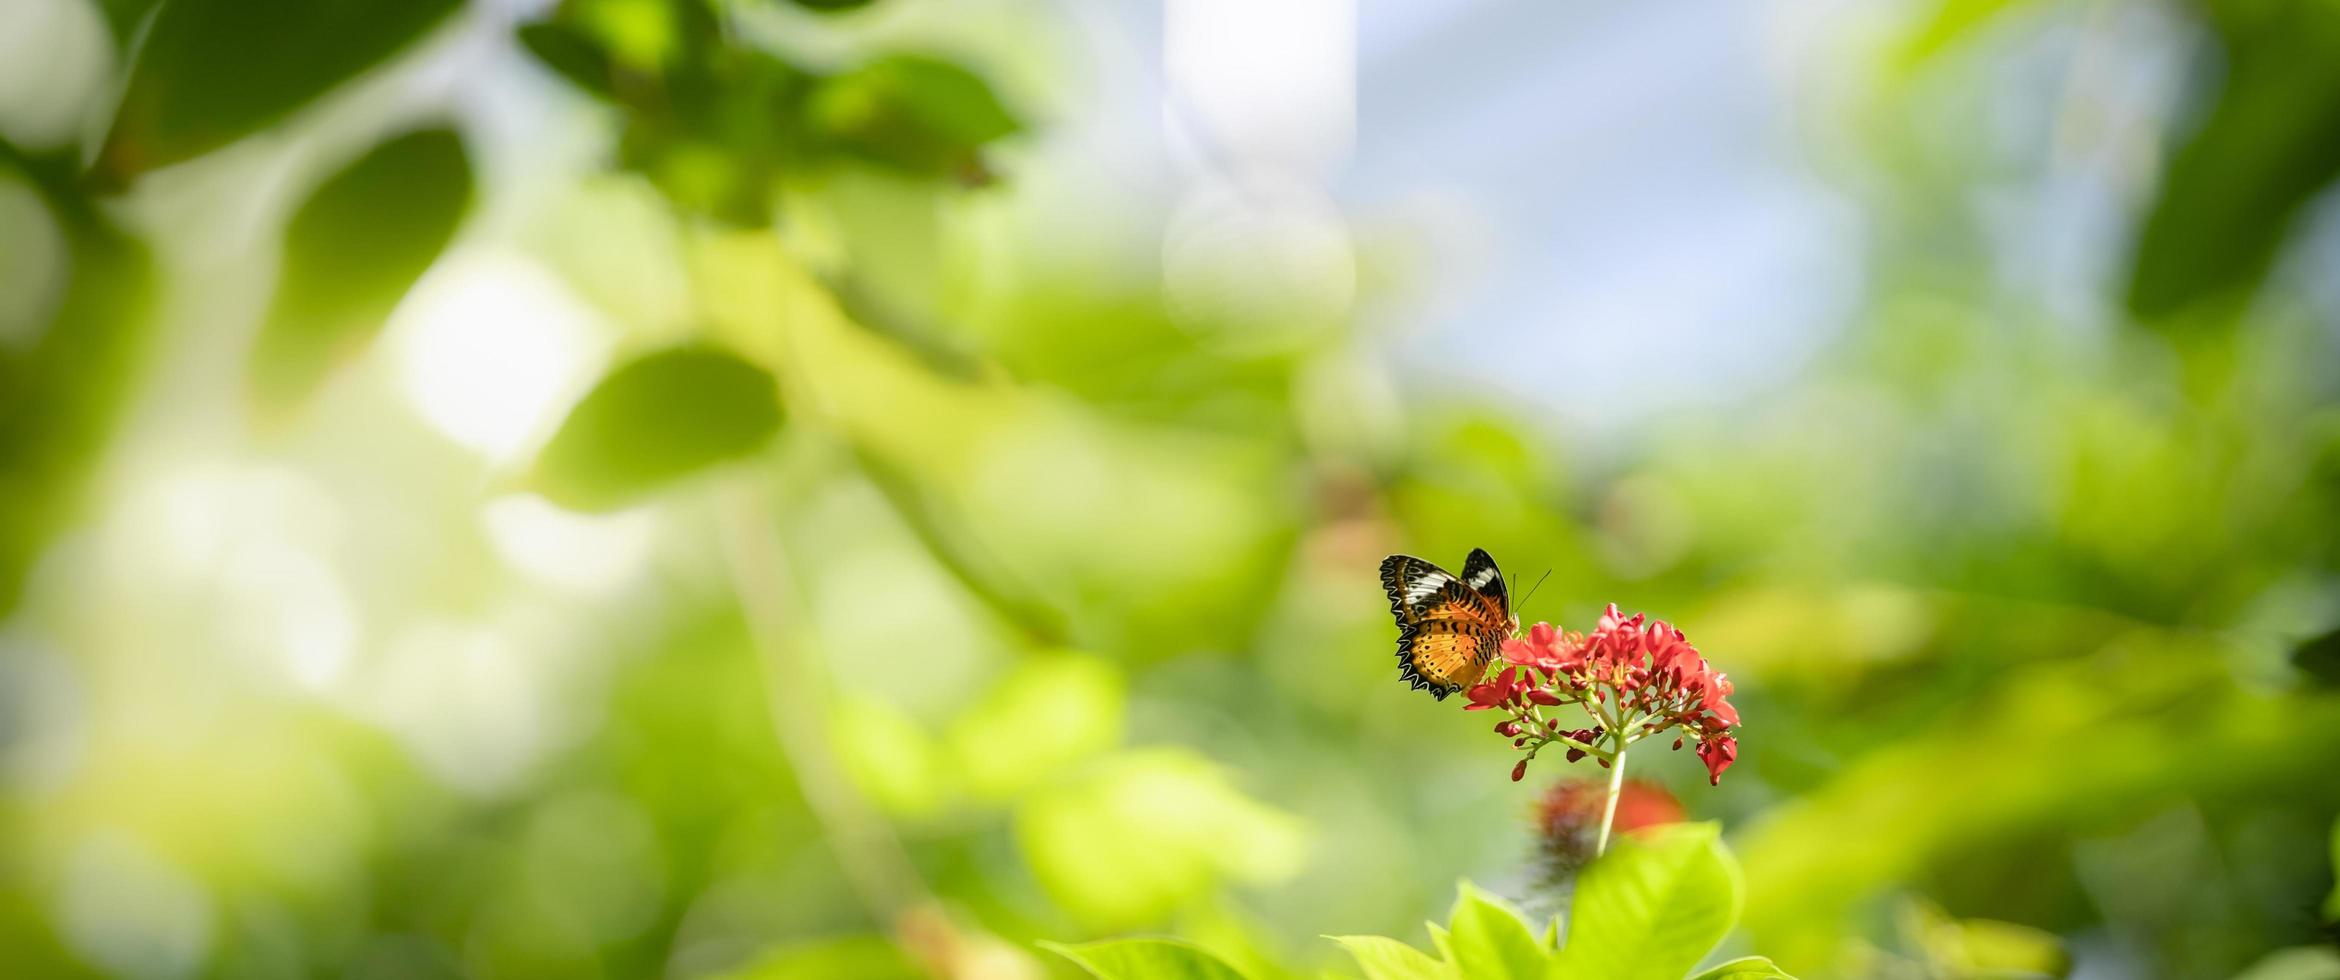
[1458,547,1509,618]
[1381,553,1512,699]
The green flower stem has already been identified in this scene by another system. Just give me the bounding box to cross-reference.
[1594,728,1629,856]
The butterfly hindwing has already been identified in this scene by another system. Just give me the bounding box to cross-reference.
[1381,552,1514,700]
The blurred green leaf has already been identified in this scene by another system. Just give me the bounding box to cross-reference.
[2230,947,2340,980]
[1330,935,1456,980]
[517,21,620,100]
[829,694,945,817]
[714,934,921,979]
[574,0,719,75]
[250,126,471,417]
[945,654,1123,803]
[2295,625,2340,687]
[1893,0,2034,71]
[1688,957,1797,980]
[1552,824,1741,980]
[0,142,153,615]
[808,55,1021,181]
[2125,0,2340,322]
[533,346,784,511]
[1040,938,1249,980]
[1015,750,1305,930]
[789,0,877,11]
[1902,899,2067,978]
[2326,814,2340,921]
[93,0,164,44]
[95,0,461,182]
[1442,883,1547,980]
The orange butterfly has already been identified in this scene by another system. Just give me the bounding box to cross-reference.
[1380,548,1515,699]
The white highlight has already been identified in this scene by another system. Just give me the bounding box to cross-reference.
[0,0,114,150]
[107,464,357,692]
[1164,0,1354,181]
[1162,0,1358,347]
[481,494,655,595]
[366,620,546,796]
[387,251,611,461]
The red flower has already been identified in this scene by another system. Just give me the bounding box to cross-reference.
[1696,736,1737,785]
[1532,777,1685,875]
[1502,622,1586,676]
[1468,602,1744,787]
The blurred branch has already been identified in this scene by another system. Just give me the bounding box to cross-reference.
[852,447,1072,648]
[716,478,975,977]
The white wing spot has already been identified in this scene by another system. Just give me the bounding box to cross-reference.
[1405,572,1453,602]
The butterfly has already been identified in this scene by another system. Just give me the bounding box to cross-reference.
[1380,548,1515,700]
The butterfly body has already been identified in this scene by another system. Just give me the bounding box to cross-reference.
[1380,548,1514,699]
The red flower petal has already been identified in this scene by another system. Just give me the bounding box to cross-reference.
[1706,699,1741,727]
[1696,736,1737,785]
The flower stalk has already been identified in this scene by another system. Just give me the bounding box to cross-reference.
[1595,732,1627,854]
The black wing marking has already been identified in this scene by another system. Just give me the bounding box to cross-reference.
[1460,547,1508,617]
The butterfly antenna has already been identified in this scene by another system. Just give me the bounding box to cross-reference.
[1517,569,1552,621]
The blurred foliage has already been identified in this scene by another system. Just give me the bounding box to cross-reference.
[96,0,462,182]
[0,142,152,617]
[250,126,473,419]
[530,346,783,511]
[2126,0,2340,322]
[1074,829,1799,980]
[2,0,2339,978]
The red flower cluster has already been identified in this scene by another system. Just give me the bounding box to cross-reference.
[1464,604,1742,785]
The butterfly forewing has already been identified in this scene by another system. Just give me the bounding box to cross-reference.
[1459,547,1508,610]
[1380,551,1514,699]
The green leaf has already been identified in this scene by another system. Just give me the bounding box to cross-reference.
[249,127,471,417]
[2230,946,2340,980]
[0,144,153,616]
[1689,956,1798,980]
[2124,1,2340,323]
[1040,938,1250,980]
[1551,823,1742,980]
[1329,935,1455,980]
[96,0,462,182]
[944,654,1124,802]
[516,21,620,101]
[789,0,878,10]
[1901,899,2066,978]
[2325,814,2340,922]
[1893,0,2035,71]
[1014,750,1305,931]
[1444,882,1549,980]
[2297,625,2340,688]
[532,346,783,511]
[710,935,921,980]
[92,0,164,45]
[807,55,1021,181]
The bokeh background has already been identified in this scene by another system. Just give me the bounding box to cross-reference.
[3,0,2339,977]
